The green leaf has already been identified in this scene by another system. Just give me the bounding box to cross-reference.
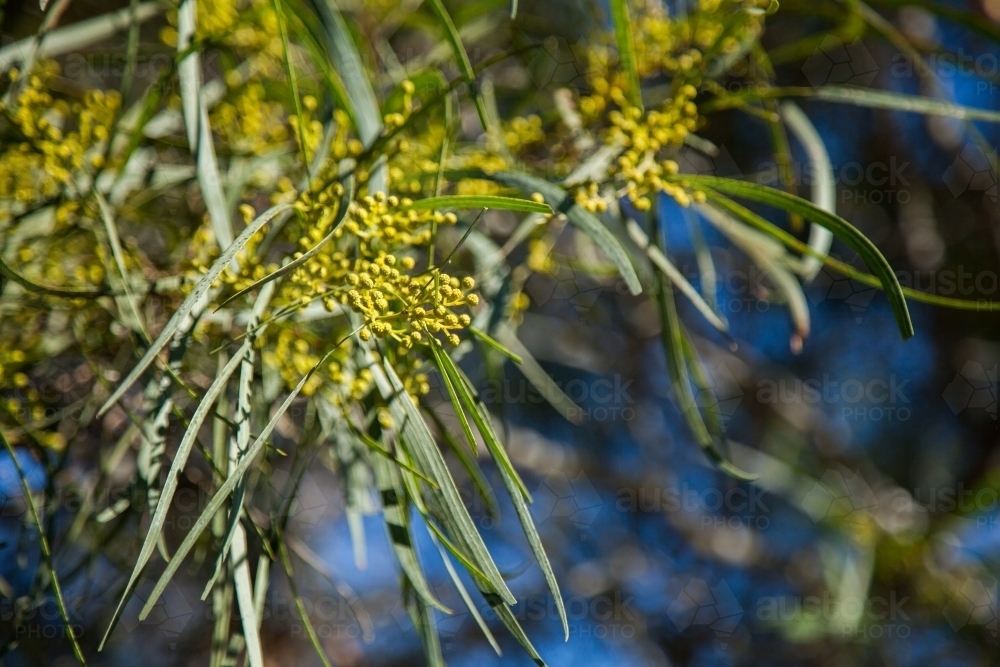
[682,176,915,339]
[429,341,530,500]
[273,0,312,169]
[94,190,149,338]
[276,542,335,667]
[685,212,720,313]
[493,325,584,425]
[423,516,495,586]
[426,0,492,133]
[427,505,549,666]
[98,203,291,417]
[491,602,548,667]
[133,339,346,621]
[310,0,382,147]
[424,408,499,518]
[404,582,445,667]
[99,343,250,650]
[370,448,451,613]
[0,433,89,666]
[371,354,516,605]
[700,191,1000,311]
[402,194,552,214]
[0,2,161,71]
[610,0,642,111]
[216,285,272,667]
[353,428,439,487]
[697,203,810,348]
[653,255,756,481]
[281,4,352,122]
[177,0,234,250]
[429,339,569,640]
[310,0,385,189]
[624,219,728,332]
[218,178,354,309]
[0,256,108,298]
[209,574,234,667]
[779,101,834,281]
[469,326,523,365]
[231,527,264,667]
[430,532,502,655]
[429,340,481,459]
[710,85,1000,124]
[489,171,643,295]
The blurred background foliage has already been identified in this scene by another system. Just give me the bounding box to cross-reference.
[0,0,999,665]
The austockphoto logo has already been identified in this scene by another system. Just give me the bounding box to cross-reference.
[755,592,911,639]
[667,577,743,646]
[754,157,912,205]
[62,52,174,80]
[2,597,85,642]
[891,51,1000,94]
[393,588,638,644]
[801,469,878,524]
[910,484,1000,518]
[944,144,998,202]
[615,483,770,529]
[392,583,469,649]
[532,470,603,530]
[484,592,638,639]
[811,256,999,319]
[715,265,776,315]
[756,373,912,422]
[802,36,878,87]
[122,582,194,649]
[804,468,1000,527]
[479,376,636,422]
[944,577,998,641]
[943,361,998,420]
[253,597,366,641]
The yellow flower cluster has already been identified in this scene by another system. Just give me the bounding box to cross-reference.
[608,87,699,152]
[0,63,119,221]
[503,115,545,152]
[0,350,33,425]
[344,193,454,250]
[225,0,282,60]
[251,183,478,397]
[283,192,475,341]
[211,83,289,155]
[0,260,105,449]
[261,326,378,399]
[160,0,239,44]
[347,262,477,349]
[323,110,362,160]
[573,182,609,213]
[609,85,704,209]
[262,328,332,396]
[494,0,766,212]
[163,0,288,158]
[289,95,325,161]
[0,350,27,389]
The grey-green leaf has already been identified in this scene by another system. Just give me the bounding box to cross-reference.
[98,203,291,416]
[686,176,914,339]
[402,195,551,214]
[490,171,643,295]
